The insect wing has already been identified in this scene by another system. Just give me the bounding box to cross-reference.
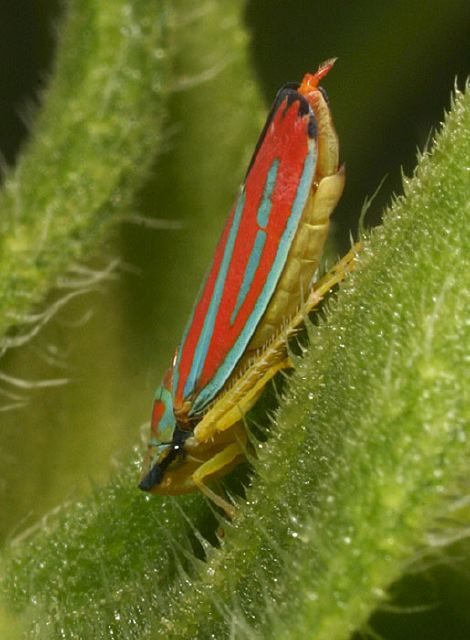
[173,86,318,416]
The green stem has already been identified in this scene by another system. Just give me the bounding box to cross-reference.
[0,0,169,345]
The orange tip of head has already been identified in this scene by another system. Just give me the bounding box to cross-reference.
[298,58,337,95]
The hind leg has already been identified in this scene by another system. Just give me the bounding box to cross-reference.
[192,441,246,518]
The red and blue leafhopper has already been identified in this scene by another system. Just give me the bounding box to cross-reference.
[139,60,357,515]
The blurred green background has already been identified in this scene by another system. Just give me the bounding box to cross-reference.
[0,1,468,635]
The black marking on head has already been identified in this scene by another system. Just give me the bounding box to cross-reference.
[308,113,318,140]
[282,88,310,119]
[139,464,163,491]
[244,82,314,179]
[138,425,192,492]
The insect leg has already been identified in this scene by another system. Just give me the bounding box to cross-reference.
[191,441,246,518]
